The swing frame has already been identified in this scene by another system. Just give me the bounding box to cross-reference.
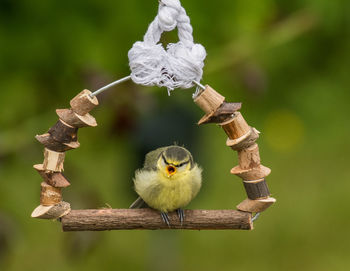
[31,85,275,231]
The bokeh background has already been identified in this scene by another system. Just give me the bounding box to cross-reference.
[1,0,349,270]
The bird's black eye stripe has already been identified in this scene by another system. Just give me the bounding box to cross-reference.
[162,154,169,165]
[177,160,190,167]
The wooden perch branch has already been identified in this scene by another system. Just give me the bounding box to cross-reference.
[61,209,253,231]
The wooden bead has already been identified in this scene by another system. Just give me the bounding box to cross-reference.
[70,89,98,116]
[220,112,250,140]
[197,102,242,125]
[36,133,79,152]
[226,128,260,151]
[238,143,260,170]
[56,109,97,128]
[237,197,276,213]
[43,148,65,172]
[243,179,270,200]
[40,182,62,206]
[194,85,225,114]
[231,164,271,181]
[33,164,70,188]
[48,120,78,144]
[31,201,71,219]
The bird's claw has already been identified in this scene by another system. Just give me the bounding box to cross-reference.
[160,212,170,227]
[176,208,185,225]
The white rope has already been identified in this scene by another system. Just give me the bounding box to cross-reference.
[128,0,206,95]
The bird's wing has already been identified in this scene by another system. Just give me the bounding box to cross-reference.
[130,147,169,209]
[143,146,168,170]
[129,196,149,209]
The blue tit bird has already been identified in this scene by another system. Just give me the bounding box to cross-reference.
[130,145,202,226]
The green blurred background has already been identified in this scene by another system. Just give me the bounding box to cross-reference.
[1,0,349,270]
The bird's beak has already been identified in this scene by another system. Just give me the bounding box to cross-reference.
[166,165,176,176]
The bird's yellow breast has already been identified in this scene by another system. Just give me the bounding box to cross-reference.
[134,165,202,212]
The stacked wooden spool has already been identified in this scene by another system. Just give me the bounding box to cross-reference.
[194,86,276,213]
[31,90,99,219]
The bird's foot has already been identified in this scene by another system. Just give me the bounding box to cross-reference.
[160,212,170,227]
[176,208,185,225]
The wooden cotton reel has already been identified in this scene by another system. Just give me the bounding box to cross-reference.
[31,85,274,231]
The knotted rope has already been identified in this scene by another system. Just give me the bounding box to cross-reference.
[128,0,206,95]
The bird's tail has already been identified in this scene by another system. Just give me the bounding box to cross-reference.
[129,197,148,209]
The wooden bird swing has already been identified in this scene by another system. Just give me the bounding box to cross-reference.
[31,0,276,231]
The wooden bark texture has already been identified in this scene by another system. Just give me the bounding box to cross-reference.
[198,102,242,125]
[231,164,271,181]
[48,120,78,144]
[61,209,253,231]
[221,112,251,139]
[35,133,79,152]
[56,109,97,128]
[237,197,276,213]
[70,89,98,116]
[194,85,225,114]
[243,179,270,200]
[226,127,260,151]
[31,202,71,219]
[33,164,70,188]
[238,144,261,170]
[43,148,65,172]
[40,182,62,206]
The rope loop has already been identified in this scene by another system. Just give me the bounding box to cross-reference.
[128,0,206,94]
